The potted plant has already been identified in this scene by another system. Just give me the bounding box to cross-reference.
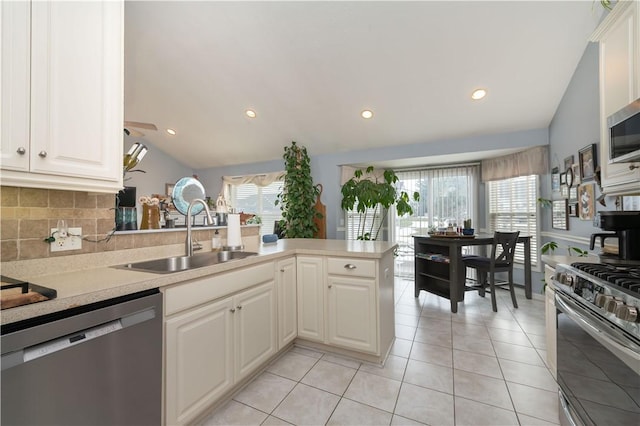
[462,218,474,235]
[341,166,419,240]
[276,141,321,238]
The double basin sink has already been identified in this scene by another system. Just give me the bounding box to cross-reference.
[118,251,258,274]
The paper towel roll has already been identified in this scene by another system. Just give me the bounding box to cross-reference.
[226,213,242,248]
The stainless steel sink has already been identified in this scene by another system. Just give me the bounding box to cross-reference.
[117,251,258,274]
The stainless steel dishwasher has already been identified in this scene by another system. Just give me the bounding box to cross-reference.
[1,288,162,425]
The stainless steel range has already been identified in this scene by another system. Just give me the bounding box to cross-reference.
[552,262,640,426]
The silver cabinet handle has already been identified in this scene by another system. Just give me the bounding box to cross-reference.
[344,264,356,269]
[38,150,47,158]
[280,269,285,272]
[16,147,26,155]
[230,308,236,313]
[328,285,332,289]
[236,305,242,310]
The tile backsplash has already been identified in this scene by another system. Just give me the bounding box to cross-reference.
[1,186,254,262]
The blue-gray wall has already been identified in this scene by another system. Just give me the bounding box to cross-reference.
[197,128,548,240]
[545,42,610,255]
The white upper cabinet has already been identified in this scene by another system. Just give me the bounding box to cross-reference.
[1,1,124,193]
[592,0,640,195]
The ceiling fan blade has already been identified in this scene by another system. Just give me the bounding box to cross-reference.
[124,128,145,137]
[124,120,158,131]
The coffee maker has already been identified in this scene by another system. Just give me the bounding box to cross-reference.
[590,211,640,261]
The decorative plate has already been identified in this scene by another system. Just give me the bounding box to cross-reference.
[172,177,206,216]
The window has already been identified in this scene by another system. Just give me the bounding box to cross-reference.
[487,175,538,266]
[391,165,479,277]
[229,181,283,238]
[346,206,383,241]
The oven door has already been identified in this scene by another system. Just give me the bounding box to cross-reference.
[555,291,640,426]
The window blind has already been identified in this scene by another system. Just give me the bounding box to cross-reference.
[229,181,283,238]
[488,175,538,266]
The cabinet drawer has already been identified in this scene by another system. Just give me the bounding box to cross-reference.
[165,261,275,316]
[327,258,376,278]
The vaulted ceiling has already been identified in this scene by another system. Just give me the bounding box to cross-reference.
[124,1,604,169]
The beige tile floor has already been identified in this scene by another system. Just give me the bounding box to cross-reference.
[201,278,559,426]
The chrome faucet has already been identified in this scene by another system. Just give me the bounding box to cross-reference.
[186,199,214,256]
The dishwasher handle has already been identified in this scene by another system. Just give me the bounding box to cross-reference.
[2,306,157,370]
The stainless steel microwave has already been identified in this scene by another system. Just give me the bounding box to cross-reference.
[607,98,640,163]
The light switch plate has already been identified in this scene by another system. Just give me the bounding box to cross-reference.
[50,227,82,252]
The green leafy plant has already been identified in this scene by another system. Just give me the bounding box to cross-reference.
[596,0,612,10]
[541,241,589,257]
[537,197,552,209]
[275,141,321,238]
[341,166,419,240]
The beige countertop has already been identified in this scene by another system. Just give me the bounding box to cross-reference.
[541,254,601,269]
[1,239,397,325]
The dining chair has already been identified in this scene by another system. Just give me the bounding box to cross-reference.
[463,231,520,312]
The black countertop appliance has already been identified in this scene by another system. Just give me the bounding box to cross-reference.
[590,211,640,261]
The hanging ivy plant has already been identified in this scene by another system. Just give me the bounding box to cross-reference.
[276,141,321,238]
[341,166,419,240]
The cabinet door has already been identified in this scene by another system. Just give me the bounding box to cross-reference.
[544,265,557,380]
[0,0,30,171]
[327,275,377,353]
[596,2,640,193]
[277,257,297,349]
[165,297,234,426]
[29,1,122,182]
[234,281,277,381]
[296,256,325,342]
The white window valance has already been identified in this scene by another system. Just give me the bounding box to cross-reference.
[340,165,387,186]
[222,171,285,187]
[481,145,549,182]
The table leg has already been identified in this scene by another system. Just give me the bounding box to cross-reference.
[524,238,532,299]
[450,247,461,313]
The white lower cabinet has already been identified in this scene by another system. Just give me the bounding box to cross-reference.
[296,255,393,357]
[165,297,234,425]
[327,275,377,353]
[164,263,276,426]
[296,256,325,342]
[544,264,557,379]
[234,283,277,381]
[276,257,297,349]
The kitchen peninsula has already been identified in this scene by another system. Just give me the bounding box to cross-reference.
[1,239,396,425]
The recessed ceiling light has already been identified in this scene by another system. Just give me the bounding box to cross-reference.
[361,110,374,119]
[166,128,176,135]
[471,89,487,100]
[245,109,257,118]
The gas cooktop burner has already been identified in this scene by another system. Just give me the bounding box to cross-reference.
[571,262,640,294]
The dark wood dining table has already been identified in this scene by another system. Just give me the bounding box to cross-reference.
[413,233,532,313]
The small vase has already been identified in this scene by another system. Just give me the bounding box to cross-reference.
[140,204,160,229]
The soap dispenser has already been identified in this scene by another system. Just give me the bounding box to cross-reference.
[212,230,221,251]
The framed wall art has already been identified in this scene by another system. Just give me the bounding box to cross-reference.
[564,155,574,172]
[579,144,597,181]
[569,186,578,202]
[560,172,566,185]
[579,183,595,221]
[568,203,579,217]
[552,199,568,230]
[551,167,560,193]
[560,184,569,199]
[165,183,175,198]
[565,166,575,189]
[571,163,581,185]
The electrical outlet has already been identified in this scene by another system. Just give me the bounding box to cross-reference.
[50,227,82,252]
